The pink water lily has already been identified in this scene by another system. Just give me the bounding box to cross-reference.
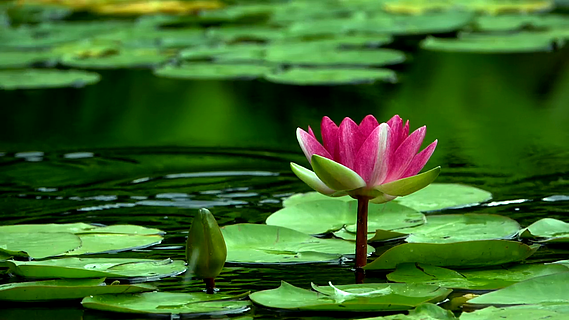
[291,115,440,203]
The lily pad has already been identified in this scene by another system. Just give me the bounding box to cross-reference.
[265,67,397,85]
[0,232,81,260]
[420,32,559,53]
[359,303,457,320]
[61,49,169,69]
[6,258,186,279]
[282,191,350,207]
[221,223,370,264]
[395,183,492,212]
[468,272,569,305]
[461,304,569,320]
[0,51,59,68]
[387,263,569,290]
[154,63,272,80]
[401,214,520,243]
[474,14,569,32]
[249,281,451,312]
[520,218,569,242]
[265,47,405,66]
[0,278,155,302]
[0,69,101,90]
[63,233,163,256]
[266,200,424,235]
[82,291,251,315]
[365,240,539,270]
[0,223,164,259]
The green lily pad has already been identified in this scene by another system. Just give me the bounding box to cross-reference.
[401,214,520,243]
[207,26,286,42]
[387,263,569,290]
[265,67,397,85]
[249,281,451,312]
[0,69,101,90]
[6,258,186,279]
[468,272,569,305]
[334,228,408,242]
[359,303,457,320]
[474,14,569,32]
[63,233,163,256]
[266,200,424,235]
[82,291,251,315]
[265,47,405,66]
[180,43,266,62]
[154,63,272,80]
[0,51,59,68]
[0,223,163,235]
[221,223,370,264]
[282,184,492,212]
[0,223,164,259]
[520,218,569,242]
[461,304,569,320]
[60,49,169,69]
[0,278,155,302]
[0,232,81,260]
[365,240,539,270]
[420,32,560,53]
[395,183,492,212]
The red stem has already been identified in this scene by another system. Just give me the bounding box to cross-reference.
[355,196,369,284]
[204,278,215,294]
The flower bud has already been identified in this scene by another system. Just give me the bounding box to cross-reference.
[186,208,227,279]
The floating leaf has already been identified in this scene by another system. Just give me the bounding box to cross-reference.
[61,49,169,69]
[266,200,424,235]
[180,44,265,61]
[154,63,272,80]
[421,32,559,53]
[0,278,155,302]
[0,223,163,235]
[474,14,569,32]
[6,258,186,279]
[207,26,286,42]
[92,1,223,15]
[63,233,163,256]
[221,223,370,264]
[0,232,81,259]
[0,51,58,68]
[358,303,457,320]
[249,281,451,312]
[82,291,250,315]
[265,67,396,85]
[520,218,569,242]
[401,214,520,243]
[265,47,405,66]
[468,272,569,305]
[0,69,100,90]
[365,240,539,270]
[395,183,492,212]
[387,263,569,290]
[382,0,554,14]
[461,303,569,320]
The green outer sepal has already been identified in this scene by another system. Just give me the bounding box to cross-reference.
[375,167,441,196]
[290,162,336,195]
[311,155,366,192]
[186,208,227,279]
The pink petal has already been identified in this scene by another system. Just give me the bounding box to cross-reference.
[354,123,390,186]
[296,128,332,164]
[321,116,339,160]
[338,117,359,170]
[308,126,316,139]
[387,115,403,154]
[401,139,438,178]
[358,115,379,139]
[383,126,426,183]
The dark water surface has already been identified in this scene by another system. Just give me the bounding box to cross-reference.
[1,48,569,319]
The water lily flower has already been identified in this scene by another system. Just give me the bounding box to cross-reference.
[291,114,440,203]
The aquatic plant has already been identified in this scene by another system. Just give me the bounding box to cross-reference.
[290,115,440,278]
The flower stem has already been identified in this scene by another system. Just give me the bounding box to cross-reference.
[355,196,369,284]
[204,278,215,294]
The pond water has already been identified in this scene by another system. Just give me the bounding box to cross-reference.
[2,6,569,319]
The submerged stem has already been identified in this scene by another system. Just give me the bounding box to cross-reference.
[355,196,370,284]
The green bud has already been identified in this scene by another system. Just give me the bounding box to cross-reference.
[186,208,227,279]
